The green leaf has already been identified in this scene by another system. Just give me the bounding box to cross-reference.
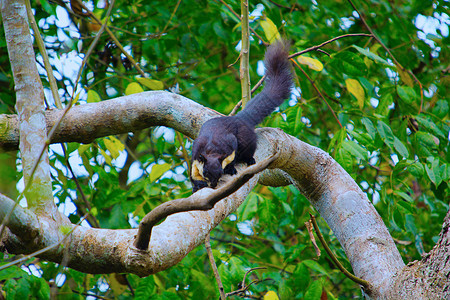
[230,242,260,258]
[432,100,449,118]
[393,136,409,158]
[397,86,417,104]
[361,117,377,139]
[350,131,374,148]
[237,192,259,220]
[342,140,368,161]
[303,260,329,276]
[425,163,442,187]
[78,143,91,155]
[135,276,156,299]
[352,45,391,66]
[149,163,172,182]
[415,115,446,140]
[87,89,101,103]
[331,51,367,76]
[304,280,323,300]
[282,105,303,136]
[406,160,424,177]
[328,127,347,153]
[377,120,395,148]
[293,263,310,292]
[394,190,414,203]
[336,148,353,172]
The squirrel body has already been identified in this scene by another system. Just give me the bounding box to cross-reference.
[191,41,293,192]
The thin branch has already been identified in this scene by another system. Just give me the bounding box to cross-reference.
[25,0,54,108]
[292,60,343,129]
[74,0,147,78]
[309,213,372,290]
[346,0,424,112]
[289,33,373,59]
[161,0,181,34]
[205,234,226,300]
[226,268,269,297]
[218,0,269,45]
[134,152,280,250]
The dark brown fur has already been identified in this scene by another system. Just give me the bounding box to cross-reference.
[191,41,293,192]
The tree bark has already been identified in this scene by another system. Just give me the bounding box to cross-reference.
[0,91,418,298]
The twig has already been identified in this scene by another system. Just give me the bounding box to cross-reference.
[176,132,191,177]
[205,234,226,300]
[62,144,100,228]
[292,60,343,129]
[161,0,181,34]
[25,0,59,108]
[309,214,372,290]
[346,0,424,112]
[218,0,269,45]
[289,33,373,59]
[229,73,265,116]
[134,152,280,250]
[225,267,268,297]
[74,0,147,78]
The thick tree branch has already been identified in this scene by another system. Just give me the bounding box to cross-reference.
[134,152,279,250]
[2,0,54,213]
[0,91,217,151]
[0,91,407,297]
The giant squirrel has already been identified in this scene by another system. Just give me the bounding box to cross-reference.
[191,41,293,192]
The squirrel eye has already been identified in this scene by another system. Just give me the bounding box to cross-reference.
[198,154,206,162]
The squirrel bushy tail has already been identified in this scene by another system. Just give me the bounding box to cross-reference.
[236,41,293,127]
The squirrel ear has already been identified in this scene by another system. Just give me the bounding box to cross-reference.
[221,151,235,169]
[191,160,205,181]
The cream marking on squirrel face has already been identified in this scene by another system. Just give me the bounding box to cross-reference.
[222,151,235,169]
[191,160,205,181]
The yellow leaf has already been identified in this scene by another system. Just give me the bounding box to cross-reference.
[137,78,164,90]
[297,56,323,71]
[345,78,365,109]
[263,291,279,300]
[260,17,281,43]
[78,144,91,155]
[104,136,124,159]
[108,274,128,296]
[149,163,172,182]
[395,63,414,87]
[125,82,144,95]
[99,148,112,165]
[87,89,101,103]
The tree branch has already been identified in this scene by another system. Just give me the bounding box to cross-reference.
[134,152,279,250]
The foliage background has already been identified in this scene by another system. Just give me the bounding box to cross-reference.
[0,0,448,298]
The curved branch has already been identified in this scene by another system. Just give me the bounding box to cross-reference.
[0,91,219,151]
[0,91,405,294]
[134,152,279,250]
